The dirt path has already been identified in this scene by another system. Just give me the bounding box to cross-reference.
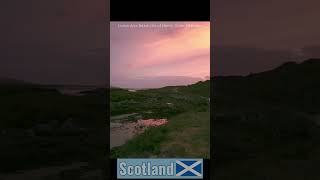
[110,122,141,149]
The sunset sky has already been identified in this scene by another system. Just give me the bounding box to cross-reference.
[110,22,210,89]
[2,1,320,85]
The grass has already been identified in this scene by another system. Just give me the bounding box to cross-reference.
[110,81,210,158]
[160,111,210,158]
[110,81,210,119]
[0,85,107,172]
[110,110,210,158]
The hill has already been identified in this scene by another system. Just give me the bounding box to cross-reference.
[214,58,320,113]
[178,80,210,97]
[110,80,210,118]
[0,81,106,172]
[110,80,210,158]
[213,58,320,179]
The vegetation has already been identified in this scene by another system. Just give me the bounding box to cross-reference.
[213,58,320,179]
[0,85,107,172]
[0,86,106,128]
[111,111,210,158]
[110,80,210,158]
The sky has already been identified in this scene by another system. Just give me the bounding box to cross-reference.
[212,0,320,75]
[0,0,320,85]
[0,0,107,85]
[110,22,210,89]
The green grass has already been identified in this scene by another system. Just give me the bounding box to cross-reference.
[110,80,210,158]
[110,80,210,118]
[111,110,210,158]
[160,111,210,158]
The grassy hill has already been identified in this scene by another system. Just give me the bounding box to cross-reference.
[178,80,210,97]
[110,80,210,119]
[110,80,210,158]
[0,82,107,172]
[213,58,320,179]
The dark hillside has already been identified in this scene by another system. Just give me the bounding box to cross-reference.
[214,59,320,179]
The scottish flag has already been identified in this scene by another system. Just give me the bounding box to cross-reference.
[175,160,203,177]
[117,158,203,179]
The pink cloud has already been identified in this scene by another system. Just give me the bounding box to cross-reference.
[110,22,210,88]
